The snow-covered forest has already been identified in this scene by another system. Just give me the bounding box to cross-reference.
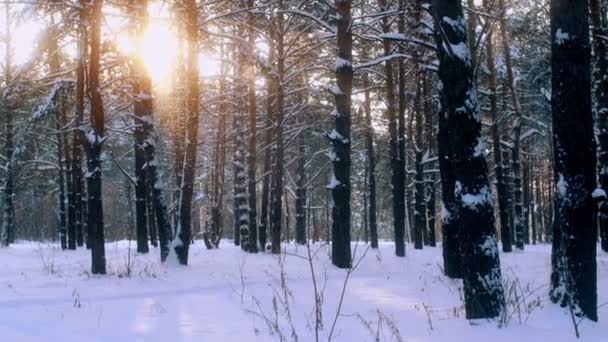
[0,0,606,340]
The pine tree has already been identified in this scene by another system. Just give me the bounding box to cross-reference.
[328,0,352,268]
[549,0,598,322]
[86,0,107,274]
[432,0,505,319]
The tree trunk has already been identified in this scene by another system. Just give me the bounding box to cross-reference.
[47,24,69,250]
[591,0,608,252]
[270,4,285,254]
[483,2,512,252]
[432,0,505,319]
[295,130,306,245]
[1,4,14,247]
[380,0,405,257]
[259,47,275,250]
[174,0,200,265]
[549,0,598,321]
[133,3,149,253]
[328,0,352,268]
[423,73,436,247]
[497,0,525,251]
[245,0,258,253]
[414,72,425,249]
[362,52,378,249]
[86,0,106,274]
[73,27,84,248]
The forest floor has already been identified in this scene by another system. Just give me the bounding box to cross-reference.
[0,240,606,341]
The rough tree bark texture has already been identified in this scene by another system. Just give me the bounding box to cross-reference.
[414,72,425,249]
[549,0,598,322]
[423,73,436,247]
[362,53,378,249]
[86,0,106,274]
[68,9,87,246]
[379,0,405,257]
[133,0,149,254]
[432,0,505,319]
[328,0,352,268]
[259,44,275,250]
[175,0,200,265]
[46,25,68,250]
[591,0,608,252]
[74,3,86,248]
[483,0,512,252]
[270,4,285,254]
[1,4,14,247]
[497,0,525,251]
[295,129,307,245]
[246,0,258,253]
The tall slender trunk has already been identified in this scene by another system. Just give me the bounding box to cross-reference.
[234,49,248,249]
[380,0,405,257]
[549,0,598,321]
[497,0,525,250]
[328,0,352,268]
[295,129,306,245]
[174,0,200,265]
[398,0,408,244]
[432,0,505,319]
[133,1,149,253]
[259,47,274,250]
[46,23,67,250]
[423,73,436,247]
[206,44,227,249]
[591,0,608,252]
[270,4,285,254]
[86,0,106,274]
[362,51,378,249]
[1,3,14,247]
[483,2,512,251]
[414,71,425,249]
[246,0,258,252]
[73,9,85,248]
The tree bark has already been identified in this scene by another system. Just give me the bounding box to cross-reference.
[362,52,378,249]
[483,1,512,252]
[328,0,353,268]
[549,0,598,322]
[380,0,405,257]
[246,0,258,253]
[432,0,505,319]
[591,0,608,252]
[174,0,200,265]
[86,0,106,274]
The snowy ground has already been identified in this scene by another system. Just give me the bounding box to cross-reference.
[0,240,606,341]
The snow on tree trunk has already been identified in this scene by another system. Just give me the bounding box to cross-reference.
[432,0,505,319]
[48,27,69,250]
[483,1,512,252]
[591,0,608,253]
[327,0,352,268]
[246,0,258,253]
[362,47,378,249]
[86,0,106,275]
[549,0,598,322]
[270,7,285,255]
[414,71,425,250]
[295,129,307,245]
[423,74,436,247]
[497,0,525,251]
[379,0,405,257]
[174,0,200,265]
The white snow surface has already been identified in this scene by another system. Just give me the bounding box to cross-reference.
[0,241,607,341]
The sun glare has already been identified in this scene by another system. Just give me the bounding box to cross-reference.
[117,18,220,88]
[140,22,177,84]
